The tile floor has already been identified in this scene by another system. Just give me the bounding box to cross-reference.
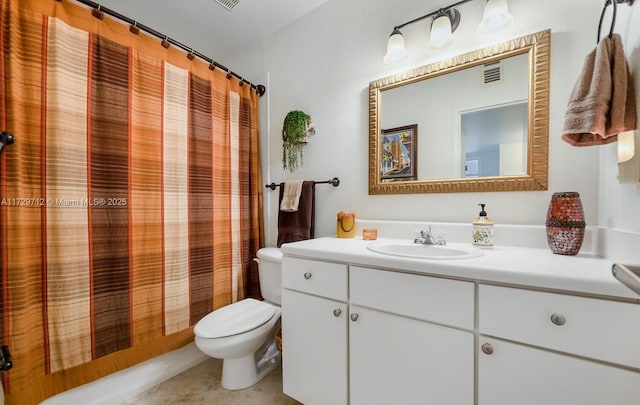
[122,358,301,404]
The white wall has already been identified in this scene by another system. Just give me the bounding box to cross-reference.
[599,4,640,233]
[227,0,640,247]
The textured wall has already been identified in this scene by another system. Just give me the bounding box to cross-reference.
[227,0,639,246]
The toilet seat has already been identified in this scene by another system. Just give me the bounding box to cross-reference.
[194,298,276,339]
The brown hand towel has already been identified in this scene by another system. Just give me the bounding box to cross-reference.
[277,181,315,247]
[609,35,636,137]
[562,34,636,146]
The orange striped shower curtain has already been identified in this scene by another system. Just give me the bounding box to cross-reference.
[0,0,263,403]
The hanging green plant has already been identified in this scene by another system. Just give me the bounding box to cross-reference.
[282,110,312,172]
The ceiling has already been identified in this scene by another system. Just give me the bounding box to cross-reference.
[95,0,328,62]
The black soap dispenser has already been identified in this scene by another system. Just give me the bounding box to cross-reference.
[472,203,494,247]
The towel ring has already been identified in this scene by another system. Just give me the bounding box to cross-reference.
[597,0,634,44]
[597,0,618,44]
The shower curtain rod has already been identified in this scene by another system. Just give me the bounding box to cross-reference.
[66,0,266,97]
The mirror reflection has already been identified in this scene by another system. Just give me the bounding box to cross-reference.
[462,100,528,178]
[381,53,529,181]
[369,30,550,194]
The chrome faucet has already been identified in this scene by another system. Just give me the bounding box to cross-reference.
[414,226,446,246]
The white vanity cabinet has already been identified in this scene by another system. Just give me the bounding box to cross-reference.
[478,284,640,405]
[282,258,475,405]
[281,236,640,405]
[349,266,474,405]
[281,258,349,405]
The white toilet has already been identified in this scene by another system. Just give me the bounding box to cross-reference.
[194,247,283,390]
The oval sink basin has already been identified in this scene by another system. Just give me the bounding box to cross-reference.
[367,241,484,260]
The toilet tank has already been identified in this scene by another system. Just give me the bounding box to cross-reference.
[256,247,282,305]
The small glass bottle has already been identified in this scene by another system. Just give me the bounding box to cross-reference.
[473,203,494,247]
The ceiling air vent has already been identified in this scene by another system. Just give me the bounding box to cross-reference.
[215,0,240,11]
[483,60,502,85]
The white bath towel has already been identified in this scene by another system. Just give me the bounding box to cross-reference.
[279,180,304,212]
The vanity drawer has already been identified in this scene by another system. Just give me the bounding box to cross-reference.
[479,284,640,368]
[350,266,474,330]
[282,257,348,301]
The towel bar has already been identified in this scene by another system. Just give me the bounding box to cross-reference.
[612,263,640,296]
[265,177,340,190]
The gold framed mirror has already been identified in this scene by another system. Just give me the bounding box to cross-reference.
[369,29,550,194]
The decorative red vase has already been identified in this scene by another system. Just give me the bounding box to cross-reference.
[545,192,585,255]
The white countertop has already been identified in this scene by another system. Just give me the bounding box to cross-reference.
[281,236,640,300]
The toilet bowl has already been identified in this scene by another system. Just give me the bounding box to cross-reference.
[194,247,282,390]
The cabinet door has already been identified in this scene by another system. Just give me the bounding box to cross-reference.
[479,338,640,405]
[281,289,348,405]
[349,305,474,405]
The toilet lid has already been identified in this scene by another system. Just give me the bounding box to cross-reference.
[194,298,276,339]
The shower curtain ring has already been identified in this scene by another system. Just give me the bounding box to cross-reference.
[92,4,104,20]
[161,36,170,49]
[129,21,140,35]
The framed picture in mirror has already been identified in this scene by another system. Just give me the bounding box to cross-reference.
[380,124,417,182]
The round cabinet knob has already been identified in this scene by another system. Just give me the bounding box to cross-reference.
[303,272,312,280]
[333,309,342,317]
[550,313,566,326]
[481,343,494,355]
[350,313,359,322]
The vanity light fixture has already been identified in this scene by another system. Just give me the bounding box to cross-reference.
[383,28,406,64]
[383,0,513,64]
[429,9,461,48]
[478,0,513,33]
